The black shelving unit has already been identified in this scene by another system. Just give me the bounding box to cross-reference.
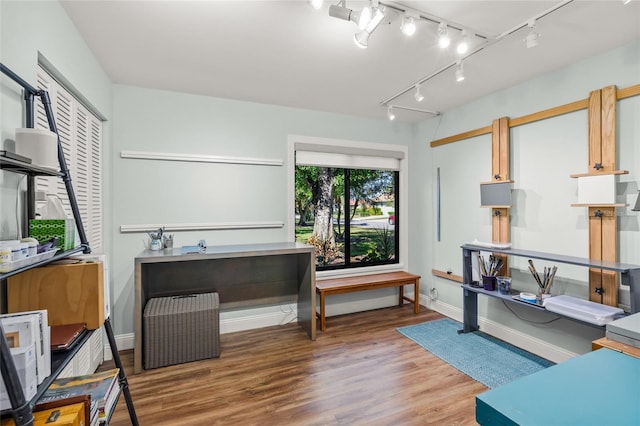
[1,63,138,425]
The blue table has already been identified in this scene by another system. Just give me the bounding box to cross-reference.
[476,348,640,425]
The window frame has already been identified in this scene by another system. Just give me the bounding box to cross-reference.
[288,135,409,279]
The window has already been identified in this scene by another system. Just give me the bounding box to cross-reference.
[295,166,399,270]
[35,66,104,252]
[289,136,408,274]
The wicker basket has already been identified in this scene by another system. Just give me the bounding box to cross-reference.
[143,292,220,369]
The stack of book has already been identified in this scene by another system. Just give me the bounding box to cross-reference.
[0,310,50,410]
[37,368,120,426]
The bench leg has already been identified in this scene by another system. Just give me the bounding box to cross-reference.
[399,285,404,307]
[319,292,326,332]
[414,278,420,314]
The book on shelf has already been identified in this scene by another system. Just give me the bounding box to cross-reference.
[0,343,37,411]
[50,322,86,351]
[0,310,50,384]
[37,368,120,425]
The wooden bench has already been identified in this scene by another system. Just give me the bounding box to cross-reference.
[315,271,421,332]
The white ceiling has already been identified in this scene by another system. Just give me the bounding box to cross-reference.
[60,0,640,122]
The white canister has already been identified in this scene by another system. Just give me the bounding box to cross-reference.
[15,128,59,170]
[20,238,38,257]
[0,245,12,265]
[0,240,22,262]
[18,242,29,259]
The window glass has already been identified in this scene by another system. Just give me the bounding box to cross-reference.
[295,166,398,270]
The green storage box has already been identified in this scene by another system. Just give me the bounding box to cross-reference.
[29,219,76,251]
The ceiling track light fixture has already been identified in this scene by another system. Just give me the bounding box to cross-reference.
[457,30,469,54]
[379,0,575,110]
[386,104,440,120]
[414,84,424,102]
[438,22,451,49]
[525,19,540,48]
[455,61,465,82]
[401,15,416,36]
[387,105,396,120]
[329,1,372,30]
[354,5,386,48]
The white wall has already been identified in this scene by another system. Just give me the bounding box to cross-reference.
[110,85,416,336]
[413,39,640,361]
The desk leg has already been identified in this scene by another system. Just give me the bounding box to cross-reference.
[460,288,479,334]
[414,279,420,314]
[399,285,404,308]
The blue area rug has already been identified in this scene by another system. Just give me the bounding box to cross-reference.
[397,318,554,388]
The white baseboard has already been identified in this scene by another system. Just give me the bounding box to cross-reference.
[422,296,578,364]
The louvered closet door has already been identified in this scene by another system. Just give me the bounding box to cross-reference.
[35,66,103,252]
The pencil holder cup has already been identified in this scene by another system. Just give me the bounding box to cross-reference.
[149,238,163,251]
[482,275,496,291]
[496,276,512,295]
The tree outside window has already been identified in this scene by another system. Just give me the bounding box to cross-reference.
[295,166,398,270]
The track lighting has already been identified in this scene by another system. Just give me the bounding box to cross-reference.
[438,22,450,49]
[401,16,416,36]
[456,30,469,54]
[414,84,424,102]
[387,105,396,121]
[309,0,323,10]
[353,6,385,48]
[525,19,539,48]
[328,2,371,30]
[455,61,465,82]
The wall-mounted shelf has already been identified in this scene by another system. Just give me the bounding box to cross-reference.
[570,203,626,208]
[459,243,640,334]
[570,170,629,178]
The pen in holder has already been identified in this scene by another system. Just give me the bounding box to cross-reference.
[528,259,557,302]
[147,227,165,251]
[479,254,503,291]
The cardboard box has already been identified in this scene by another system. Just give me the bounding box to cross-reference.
[8,261,104,329]
[29,219,76,251]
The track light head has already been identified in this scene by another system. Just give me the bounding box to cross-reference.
[328,3,371,30]
[455,61,465,82]
[401,16,416,36]
[456,31,469,54]
[438,22,450,48]
[414,84,424,102]
[387,105,396,121]
[328,4,351,20]
[351,6,372,30]
[525,20,539,48]
[353,6,385,48]
[354,31,370,48]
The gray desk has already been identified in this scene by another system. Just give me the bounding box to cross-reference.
[134,242,315,373]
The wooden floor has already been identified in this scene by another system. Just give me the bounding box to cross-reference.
[106,306,486,425]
